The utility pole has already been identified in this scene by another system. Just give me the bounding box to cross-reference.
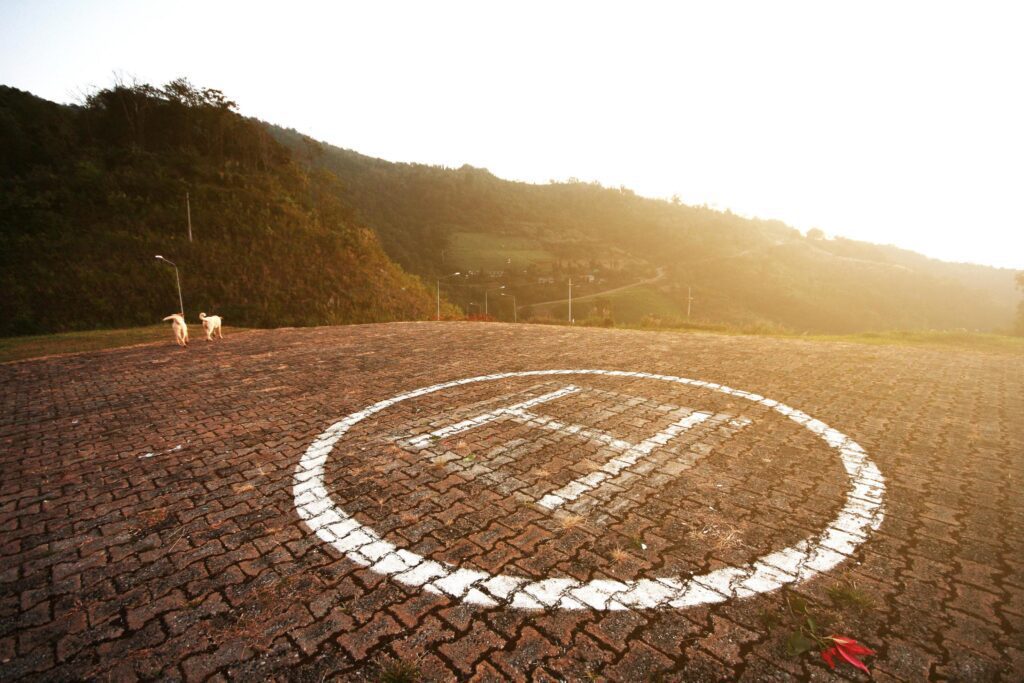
[687,286,694,322]
[568,278,573,324]
[485,286,504,316]
[501,292,517,323]
[436,272,461,321]
[186,191,193,243]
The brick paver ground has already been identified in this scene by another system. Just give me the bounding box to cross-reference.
[1,322,1021,681]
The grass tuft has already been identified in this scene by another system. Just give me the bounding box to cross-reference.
[558,514,586,530]
[826,581,874,611]
[376,659,422,683]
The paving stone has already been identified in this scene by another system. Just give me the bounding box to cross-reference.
[0,322,1020,680]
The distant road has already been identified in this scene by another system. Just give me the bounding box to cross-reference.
[525,241,790,312]
[524,267,666,311]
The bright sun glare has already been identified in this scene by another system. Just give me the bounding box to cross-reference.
[1,0,1022,268]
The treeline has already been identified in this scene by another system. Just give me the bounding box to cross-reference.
[271,126,1019,334]
[0,81,439,335]
[2,79,1016,337]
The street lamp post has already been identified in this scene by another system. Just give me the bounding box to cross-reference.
[501,292,517,323]
[568,277,573,324]
[484,286,504,316]
[155,255,184,316]
[436,272,461,321]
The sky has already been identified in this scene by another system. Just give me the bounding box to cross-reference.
[2,1,1022,269]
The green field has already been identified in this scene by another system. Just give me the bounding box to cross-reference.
[807,329,1024,353]
[3,320,1019,364]
[0,324,249,363]
[599,286,684,323]
[446,232,553,271]
[531,286,684,324]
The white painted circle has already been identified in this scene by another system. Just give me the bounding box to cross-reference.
[293,370,885,611]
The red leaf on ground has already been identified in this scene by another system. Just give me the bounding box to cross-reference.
[831,635,877,657]
[826,635,876,674]
[821,646,837,669]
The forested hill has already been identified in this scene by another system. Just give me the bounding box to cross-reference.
[1,80,1016,337]
[0,83,439,336]
[270,126,1020,334]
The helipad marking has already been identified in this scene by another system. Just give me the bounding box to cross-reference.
[405,384,751,511]
[537,408,713,510]
[406,384,582,449]
[499,405,634,453]
[402,388,753,515]
[294,370,886,611]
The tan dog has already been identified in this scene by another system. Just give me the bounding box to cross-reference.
[199,312,223,341]
[162,314,189,347]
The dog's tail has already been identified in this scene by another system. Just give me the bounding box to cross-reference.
[163,315,177,322]
[199,312,206,320]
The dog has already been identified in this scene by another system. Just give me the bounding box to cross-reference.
[199,312,223,341]
[162,314,189,347]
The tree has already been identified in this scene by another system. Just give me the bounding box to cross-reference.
[807,227,825,240]
[0,81,439,334]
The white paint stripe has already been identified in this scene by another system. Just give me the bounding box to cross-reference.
[538,411,712,510]
[293,369,886,612]
[410,386,748,512]
[407,385,582,449]
[481,575,528,602]
[504,408,636,452]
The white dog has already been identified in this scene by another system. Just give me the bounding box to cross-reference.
[162,314,189,347]
[199,312,223,341]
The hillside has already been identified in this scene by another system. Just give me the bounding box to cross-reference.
[1,81,1017,337]
[0,82,440,336]
[271,126,1020,334]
